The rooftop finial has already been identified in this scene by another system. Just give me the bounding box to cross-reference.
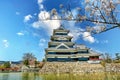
[58,24,64,30]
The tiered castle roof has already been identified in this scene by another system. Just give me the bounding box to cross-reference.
[45,25,101,62]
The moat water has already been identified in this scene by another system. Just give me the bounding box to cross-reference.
[0,72,120,80]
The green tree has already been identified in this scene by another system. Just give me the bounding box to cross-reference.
[4,62,11,68]
[35,60,39,68]
[23,53,36,60]
[42,58,46,62]
[22,53,36,66]
[115,53,120,60]
[105,53,112,63]
[23,60,29,66]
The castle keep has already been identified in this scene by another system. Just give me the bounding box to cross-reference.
[45,25,101,63]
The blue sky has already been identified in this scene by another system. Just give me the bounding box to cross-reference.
[0,0,120,61]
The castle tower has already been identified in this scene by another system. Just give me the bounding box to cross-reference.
[45,25,101,63]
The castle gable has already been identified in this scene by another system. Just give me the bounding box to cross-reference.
[56,43,70,49]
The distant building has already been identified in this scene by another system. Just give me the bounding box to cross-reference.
[0,61,5,65]
[45,25,101,63]
[0,61,22,72]
[10,61,22,67]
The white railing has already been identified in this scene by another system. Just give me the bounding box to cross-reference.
[87,60,101,64]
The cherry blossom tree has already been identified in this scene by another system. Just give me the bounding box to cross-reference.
[39,0,120,37]
[84,0,120,34]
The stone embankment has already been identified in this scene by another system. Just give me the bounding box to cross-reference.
[105,63,120,72]
[39,62,104,74]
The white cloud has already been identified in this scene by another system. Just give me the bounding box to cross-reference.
[90,48,104,54]
[38,0,44,10]
[71,9,79,17]
[38,0,43,4]
[63,21,84,41]
[39,38,46,46]
[32,5,84,41]
[101,40,109,44]
[16,12,20,15]
[2,40,9,48]
[38,11,50,20]
[104,40,108,43]
[32,11,61,35]
[34,13,37,16]
[95,39,109,44]
[17,32,24,36]
[24,14,32,22]
[83,32,95,43]
[32,10,95,43]
[68,27,83,41]
[95,39,99,43]
[33,33,40,37]
[32,21,41,29]
[61,10,84,42]
[66,21,95,43]
[31,5,96,43]
[40,4,44,9]
[65,8,95,43]
[69,28,95,43]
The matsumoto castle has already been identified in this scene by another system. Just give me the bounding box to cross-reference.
[45,25,101,63]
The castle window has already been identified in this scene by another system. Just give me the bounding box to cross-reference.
[55,33,67,35]
[58,46,68,49]
[78,50,88,53]
[49,45,56,48]
[48,52,56,54]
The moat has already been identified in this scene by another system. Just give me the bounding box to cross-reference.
[0,72,120,80]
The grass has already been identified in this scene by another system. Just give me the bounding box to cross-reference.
[41,73,120,80]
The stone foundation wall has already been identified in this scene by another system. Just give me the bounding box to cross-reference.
[39,62,104,74]
[105,63,120,72]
